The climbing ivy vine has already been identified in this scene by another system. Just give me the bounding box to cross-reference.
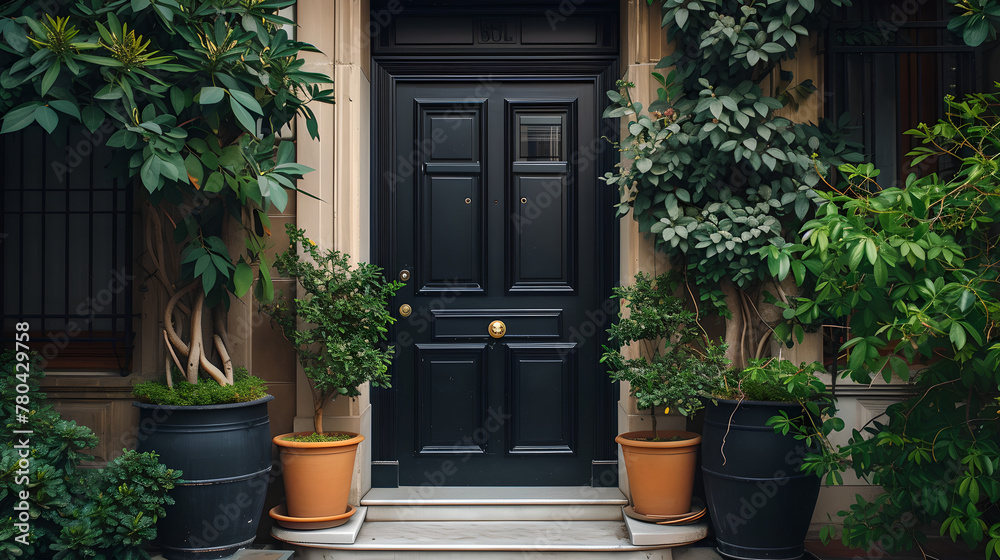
[602,0,863,367]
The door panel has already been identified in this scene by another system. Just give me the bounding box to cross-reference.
[392,80,599,485]
[506,343,577,454]
[415,344,488,454]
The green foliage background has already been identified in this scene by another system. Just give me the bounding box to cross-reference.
[0,0,334,308]
[0,352,180,560]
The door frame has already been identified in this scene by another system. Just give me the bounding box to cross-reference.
[370,57,620,487]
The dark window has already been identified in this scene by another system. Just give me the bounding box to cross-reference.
[2,126,133,373]
[826,1,995,188]
[517,114,565,161]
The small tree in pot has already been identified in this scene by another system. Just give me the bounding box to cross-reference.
[602,271,729,516]
[264,224,401,522]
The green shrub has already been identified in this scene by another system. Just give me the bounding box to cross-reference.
[601,271,730,435]
[0,351,181,560]
[264,224,401,435]
[132,366,267,406]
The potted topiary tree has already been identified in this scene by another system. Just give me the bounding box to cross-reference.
[264,224,402,527]
[601,271,729,517]
[0,1,334,557]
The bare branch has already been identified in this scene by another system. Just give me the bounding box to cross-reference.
[164,283,195,357]
[187,291,205,383]
[163,329,184,382]
[214,334,234,384]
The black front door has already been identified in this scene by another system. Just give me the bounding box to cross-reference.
[388,78,605,486]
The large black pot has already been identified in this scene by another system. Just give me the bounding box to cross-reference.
[134,396,274,560]
[702,399,820,560]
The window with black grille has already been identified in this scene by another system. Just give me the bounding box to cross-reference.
[1,126,133,373]
[825,1,996,189]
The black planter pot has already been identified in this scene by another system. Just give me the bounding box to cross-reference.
[134,396,274,560]
[702,399,820,560]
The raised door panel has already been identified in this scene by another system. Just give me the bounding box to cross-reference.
[415,101,486,293]
[506,343,577,454]
[415,344,488,455]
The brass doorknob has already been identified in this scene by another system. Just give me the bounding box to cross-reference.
[488,320,506,339]
[399,304,412,317]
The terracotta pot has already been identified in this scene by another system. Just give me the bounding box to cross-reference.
[616,430,701,516]
[273,432,364,519]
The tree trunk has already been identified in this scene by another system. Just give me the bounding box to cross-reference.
[721,282,747,369]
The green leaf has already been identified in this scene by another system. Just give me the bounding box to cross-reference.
[184,154,203,187]
[218,145,244,167]
[229,89,263,115]
[1,103,39,133]
[889,356,909,380]
[276,140,295,165]
[848,242,865,270]
[268,182,288,212]
[230,96,258,135]
[170,87,186,114]
[226,261,252,300]
[34,105,58,133]
[950,322,967,349]
[958,290,975,313]
[777,255,790,280]
[257,175,271,197]
[636,158,652,173]
[791,260,806,286]
[964,18,991,47]
[194,254,211,278]
[201,265,217,296]
[873,258,887,287]
[82,105,104,133]
[864,238,878,265]
[4,19,28,51]
[675,8,689,28]
[48,100,79,120]
[40,62,60,96]
[199,86,225,105]
[140,156,161,193]
[204,172,225,193]
[257,262,274,303]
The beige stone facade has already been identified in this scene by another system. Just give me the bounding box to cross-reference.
[43,0,922,540]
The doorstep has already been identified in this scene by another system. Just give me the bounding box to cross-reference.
[271,486,709,559]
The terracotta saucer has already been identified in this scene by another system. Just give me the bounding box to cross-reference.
[269,503,356,530]
[623,497,707,524]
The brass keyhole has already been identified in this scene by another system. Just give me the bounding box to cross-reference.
[399,269,411,282]
[520,197,528,204]
[488,320,506,339]
[465,197,472,204]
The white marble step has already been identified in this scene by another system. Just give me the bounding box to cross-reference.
[271,487,712,558]
[361,486,629,521]
[273,517,709,559]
